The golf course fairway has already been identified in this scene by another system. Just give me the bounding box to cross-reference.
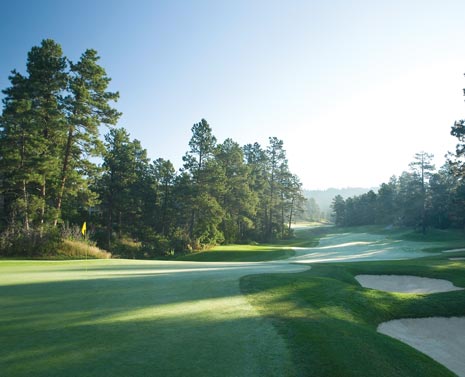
[1,259,308,377]
[1,226,465,376]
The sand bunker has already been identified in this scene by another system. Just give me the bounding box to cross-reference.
[359,275,465,375]
[378,317,465,377]
[355,275,463,294]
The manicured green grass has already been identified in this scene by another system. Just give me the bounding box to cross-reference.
[175,227,321,262]
[240,253,465,377]
[175,244,295,262]
[390,227,465,242]
[325,225,465,254]
[0,259,293,377]
[327,224,465,242]
[278,227,325,248]
[389,228,465,253]
[3,225,465,376]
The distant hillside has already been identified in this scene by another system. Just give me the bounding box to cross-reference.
[304,187,376,219]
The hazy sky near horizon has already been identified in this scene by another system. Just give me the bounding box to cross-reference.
[2,1,465,189]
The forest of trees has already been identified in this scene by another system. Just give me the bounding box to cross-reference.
[331,149,465,231]
[3,39,465,258]
[0,40,306,257]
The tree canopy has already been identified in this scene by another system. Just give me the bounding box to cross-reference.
[0,40,305,257]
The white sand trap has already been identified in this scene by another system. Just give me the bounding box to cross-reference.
[355,275,463,293]
[443,248,465,253]
[378,317,465,377]
[449,257,465,261]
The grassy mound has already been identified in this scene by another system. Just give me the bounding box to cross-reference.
[57,239,111,259]
[240,254,465,377]
[175,226,322,262]
[175,244,295,262]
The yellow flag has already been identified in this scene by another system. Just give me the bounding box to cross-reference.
[81,221,87,236]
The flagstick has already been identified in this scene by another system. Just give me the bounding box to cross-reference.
[82,221,88,273]
[84,231,87,273]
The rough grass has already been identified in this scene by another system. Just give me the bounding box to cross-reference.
[57,239,111,259]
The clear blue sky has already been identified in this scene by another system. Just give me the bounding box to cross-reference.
[2,0,465,189]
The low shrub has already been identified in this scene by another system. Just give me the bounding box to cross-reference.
[0,227,62,257]
[110,237,144,259]
[0,225,110,259]
[141,233,172,257]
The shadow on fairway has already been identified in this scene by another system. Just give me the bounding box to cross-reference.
[1,269,295,377]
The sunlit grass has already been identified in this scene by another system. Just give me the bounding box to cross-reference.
[175,225,323,262]
[3,225,465,376]
[241,255,465,377]
[327,225,465,246]
[0,259,295,377]
[176,243,294,262]
[82,295,257,326]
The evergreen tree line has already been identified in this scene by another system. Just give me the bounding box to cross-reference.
[299,197,322,221]
[331,149,465,231]
[0,40,305,257]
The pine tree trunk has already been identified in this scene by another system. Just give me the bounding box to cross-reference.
[107,205,113,250]
[288,196,295,232]
[20,133,29,232]
[54,127,74,227]
[22,179,30,232]
[189,209,195,239]
[118,211,122,238]
[161,183,169,236]
[40,177,46,237]
[263,205,269,241]
[268,168,275,241]
[281,199,285,239]
[421,162,425,234]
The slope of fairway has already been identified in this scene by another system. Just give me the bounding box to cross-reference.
[175,227,320,262]
[3,226,465,377]
[291,231,440,263]
[0,259,308,377]
[241,252,465,377]
[175,244,295,262]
